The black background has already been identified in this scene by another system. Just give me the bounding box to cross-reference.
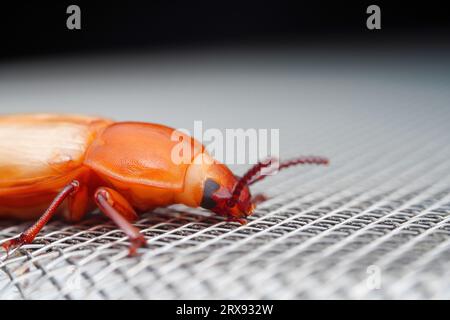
[1,1,450,60]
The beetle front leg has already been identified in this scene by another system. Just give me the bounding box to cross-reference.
[1,180,80,258]
[94,187,147,256]
[226,217,248,225]
[252,193,268,205]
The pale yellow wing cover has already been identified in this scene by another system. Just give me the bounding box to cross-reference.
[0,114,112,188]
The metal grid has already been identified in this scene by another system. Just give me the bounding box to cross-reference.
[1,51,450,299]
[1,105,449,300]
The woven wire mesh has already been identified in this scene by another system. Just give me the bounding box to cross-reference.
[1,50,450,299]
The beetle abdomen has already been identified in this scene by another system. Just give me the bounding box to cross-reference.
[0,114,111,188]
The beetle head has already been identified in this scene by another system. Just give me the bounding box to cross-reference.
[183,153,329,224]
[200,162,255,223]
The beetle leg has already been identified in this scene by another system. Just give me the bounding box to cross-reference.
[94,187,146,256]
[64,182,90,222]
[226,217,248,225]
[252,193,268,205]
[1,180,80,257]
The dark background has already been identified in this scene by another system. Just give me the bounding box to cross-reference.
[2,1,450,61]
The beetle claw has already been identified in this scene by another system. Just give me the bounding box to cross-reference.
[127,234,147,257]
[1,237,24,261]
[252,193,268,205]
[226,217,248,225]
[237,218,248,225]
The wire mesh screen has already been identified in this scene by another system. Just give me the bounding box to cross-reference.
[1,51,450,299]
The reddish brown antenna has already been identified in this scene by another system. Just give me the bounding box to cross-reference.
[227,156,329,208]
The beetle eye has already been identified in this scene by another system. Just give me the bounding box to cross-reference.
[200,178,220,209]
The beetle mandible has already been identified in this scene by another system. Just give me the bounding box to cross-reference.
[0,114,328,255]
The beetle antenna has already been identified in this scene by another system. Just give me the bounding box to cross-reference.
[227,156,329,208]
[248,156,329,185]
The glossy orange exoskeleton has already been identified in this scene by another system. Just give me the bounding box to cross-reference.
[0,114,328,256]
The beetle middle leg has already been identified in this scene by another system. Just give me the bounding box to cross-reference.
[94,187,147,256]
[1,180,80,257]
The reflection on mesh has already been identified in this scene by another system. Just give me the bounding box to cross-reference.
[1,106,450,299]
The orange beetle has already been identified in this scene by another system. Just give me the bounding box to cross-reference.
[0,114,328,256]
